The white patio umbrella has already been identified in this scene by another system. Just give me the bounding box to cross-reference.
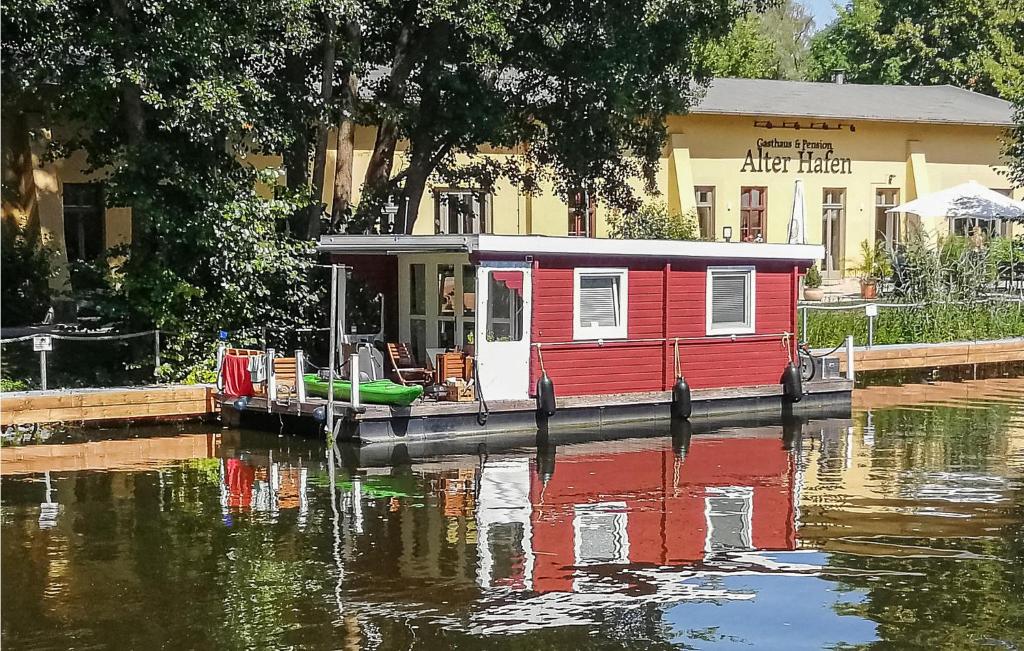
[886,180,1024,221]
[787,178,806,244]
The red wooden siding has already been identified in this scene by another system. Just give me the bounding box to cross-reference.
[530,257,803,396]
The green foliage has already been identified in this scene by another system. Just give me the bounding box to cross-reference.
[807,0,1024,98]
[702,16,779,79]
[804,264,822,289]
[848,239,891,281]
[806,301,1024,348]
[888,230,997,303]
[606,202,698,240]
[0,377,29,392]
[0,219,58,326]
[702,1,813,80]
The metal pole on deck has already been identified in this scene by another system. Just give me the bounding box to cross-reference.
[295,349,307,403]
[327,265,338,442]
[845,335,856,381]
[350,352,361,408]
[801,306,808,342]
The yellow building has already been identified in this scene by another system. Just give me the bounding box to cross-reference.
[9,78,1020,286]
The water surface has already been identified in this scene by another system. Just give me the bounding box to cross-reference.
[3,378,1023,649]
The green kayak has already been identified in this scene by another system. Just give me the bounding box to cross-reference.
[303,374,423,406]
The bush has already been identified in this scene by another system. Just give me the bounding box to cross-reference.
[607,202,698,240]
[1,219,59,326]
[804,264,822,289]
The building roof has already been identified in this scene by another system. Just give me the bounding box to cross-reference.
[691,78,1015,127]
[318,234,824,262]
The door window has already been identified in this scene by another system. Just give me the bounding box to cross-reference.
[486,270,524,342]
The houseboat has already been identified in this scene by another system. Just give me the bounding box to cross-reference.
[223,234,852,442]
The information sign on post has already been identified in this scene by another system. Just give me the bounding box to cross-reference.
[33,335,53,352]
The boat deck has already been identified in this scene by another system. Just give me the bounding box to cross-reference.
[232,378,853,443]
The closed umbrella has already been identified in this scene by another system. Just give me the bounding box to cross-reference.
[787,178,806,244]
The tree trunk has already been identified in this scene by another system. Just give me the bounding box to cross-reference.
[282,51,311,231]
[399,149,431,234]
[2,111,41,237]
[107,0,148,249]
[331,71,357,232]
[308,12,337,240]
[362,21,416,194]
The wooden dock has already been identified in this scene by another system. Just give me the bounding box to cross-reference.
[824,338,1024,373]
[0,384,217,426]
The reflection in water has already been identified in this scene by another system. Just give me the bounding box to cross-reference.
[2,378,1023,649]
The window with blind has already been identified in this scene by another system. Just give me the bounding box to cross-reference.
[706,266,755,335]
[573,268,628,340]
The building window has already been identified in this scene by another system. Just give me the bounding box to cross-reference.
[706,266,755,335]
[695,186,715,239]
[951,189,1013,238]
[573,268,628,340]
[821,188,845,276]
[62,183,105,261]
[874,188,900,244]
[434,189,490,234]
[740,187,766,242]
[568,189,597,237]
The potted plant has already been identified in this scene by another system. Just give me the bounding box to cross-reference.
[850,240,890,299]
[803,264,824,301]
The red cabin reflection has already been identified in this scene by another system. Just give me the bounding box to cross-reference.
[477,435,798,593]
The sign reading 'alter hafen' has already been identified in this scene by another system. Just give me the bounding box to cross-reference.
[741,138,852,174]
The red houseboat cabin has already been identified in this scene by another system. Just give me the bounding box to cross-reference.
[320,234,823,402]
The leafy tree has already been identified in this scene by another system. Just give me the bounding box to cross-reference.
[806,0,1024,98]
[606,202,698,240]
[345,0,768,232]
[702,1,813,80]
[2,0,329,372]
[702,16,779,79]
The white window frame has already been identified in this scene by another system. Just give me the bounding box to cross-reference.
[706,265,756,336]
[573,268,628,341]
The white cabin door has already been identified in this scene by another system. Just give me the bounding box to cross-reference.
[475,263,532,400]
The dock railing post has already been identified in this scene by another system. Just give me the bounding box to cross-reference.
[845,335,856,381]
[266,347,276,410]
[154,329,162,381]
[39,349,47,391]
[326,265,339,442]
[295,349,307,403]
[350,352,361,409]
[801,306,808,342]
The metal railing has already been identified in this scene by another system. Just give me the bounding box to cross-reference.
[798,297,1024,348]
[0,329,168,391]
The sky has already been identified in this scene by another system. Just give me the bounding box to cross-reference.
[801,0,839,31]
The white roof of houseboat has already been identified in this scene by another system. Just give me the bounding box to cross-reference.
[318,234,824,261]
[693,78,1015,127]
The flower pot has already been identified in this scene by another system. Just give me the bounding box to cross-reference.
[803,287,824,301]
[860,279,878,299]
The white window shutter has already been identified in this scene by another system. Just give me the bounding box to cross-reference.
[712,274,748,325]
[579,276,618,328]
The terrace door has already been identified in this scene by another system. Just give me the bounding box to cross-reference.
[475,263,532,400]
